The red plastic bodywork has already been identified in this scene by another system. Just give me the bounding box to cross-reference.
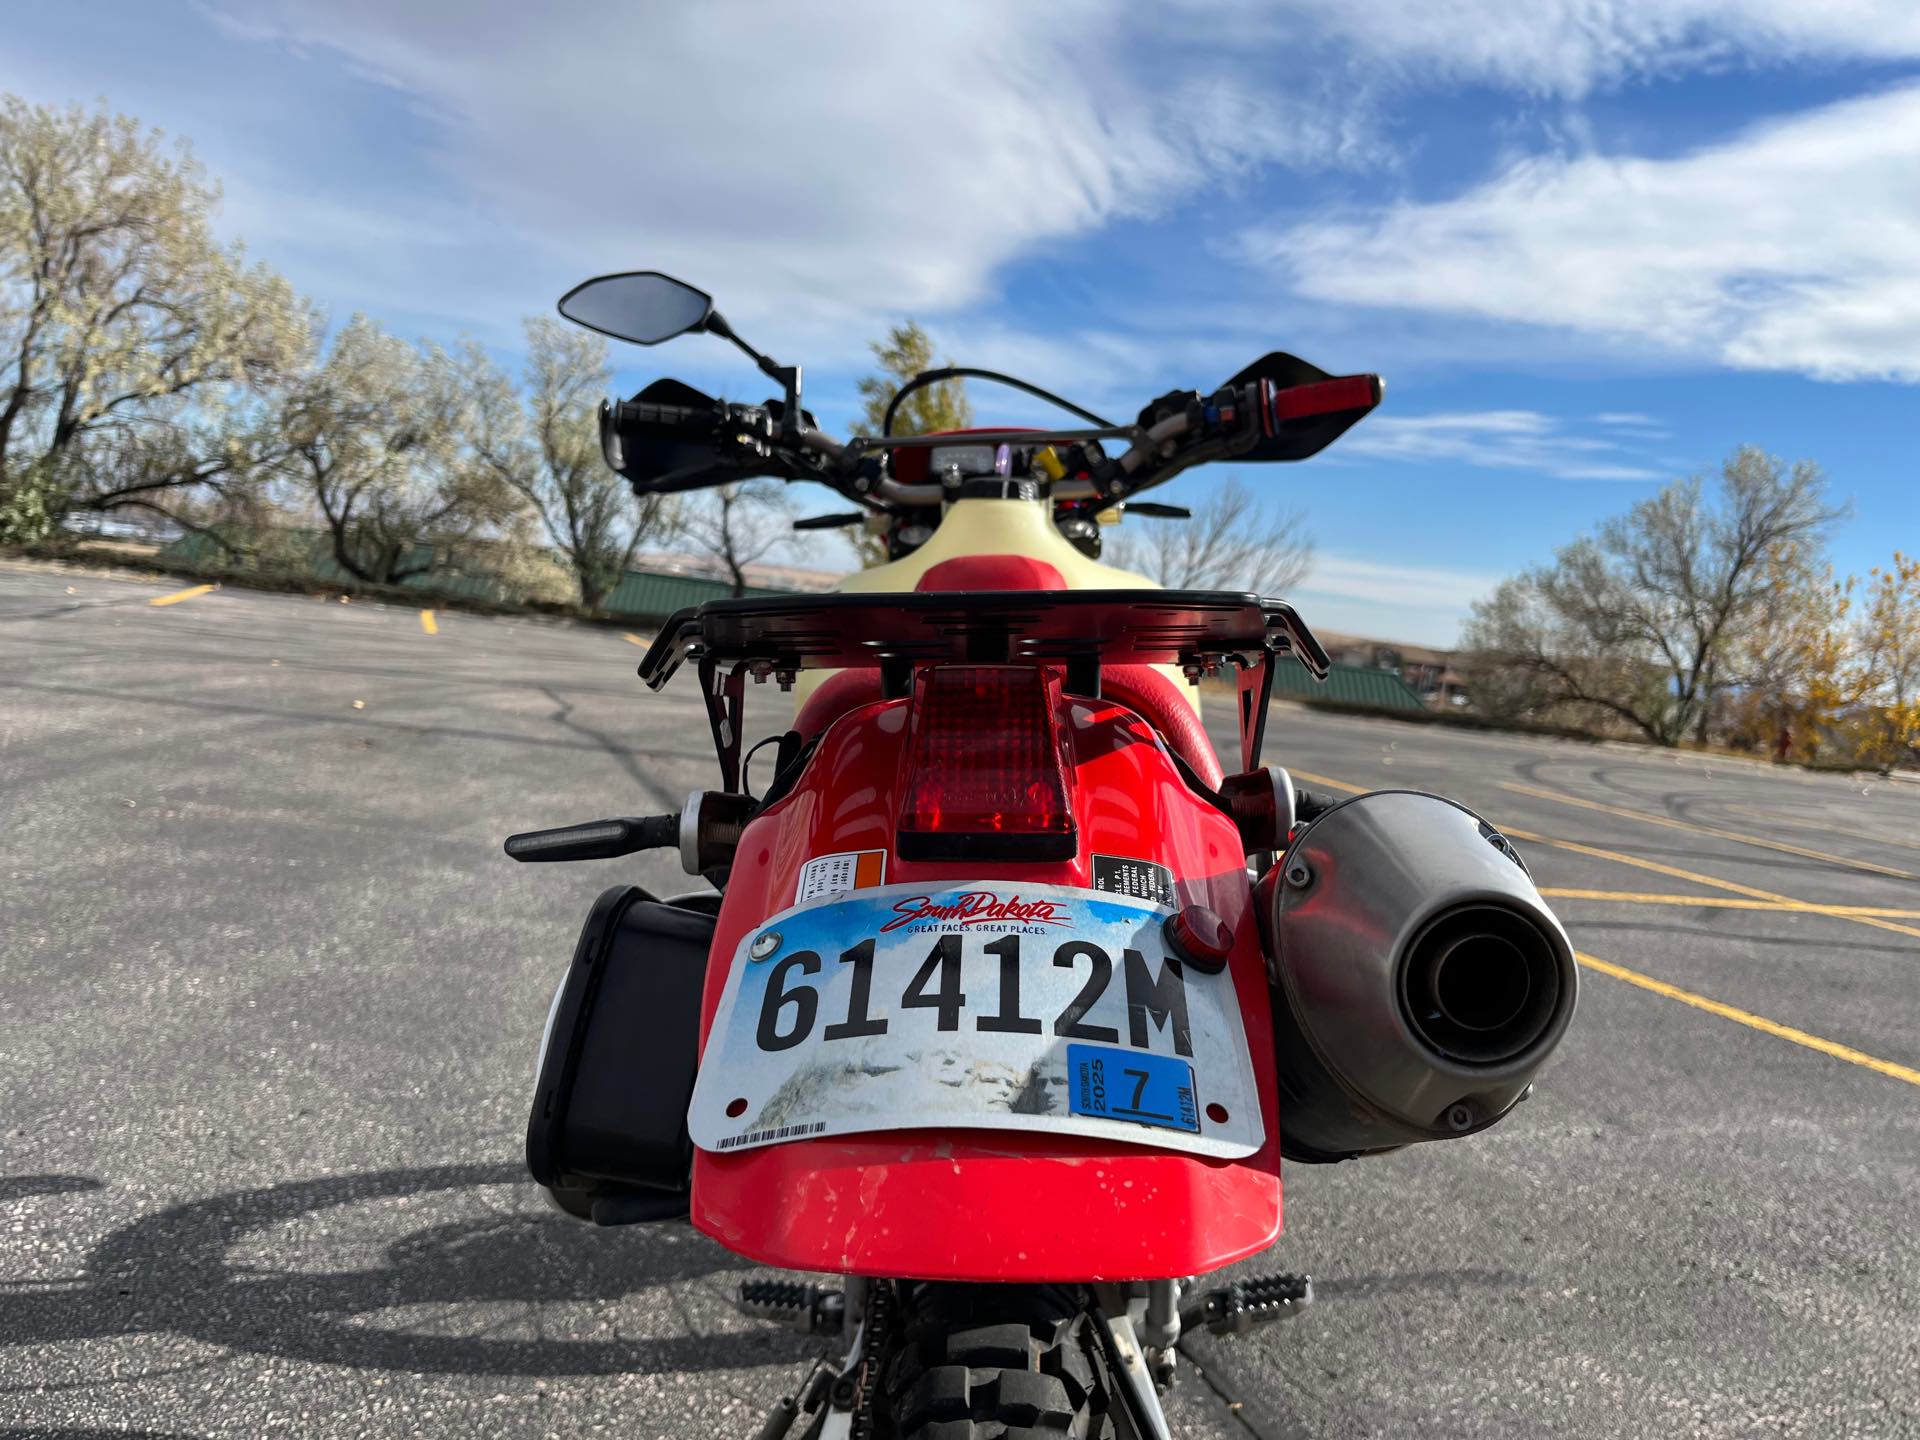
[689,689,1283,1282]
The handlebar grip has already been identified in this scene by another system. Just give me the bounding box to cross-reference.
[613,398,721,434]
[1268,374,1382,425]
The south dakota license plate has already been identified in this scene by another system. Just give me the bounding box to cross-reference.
[685,882,1264,1158]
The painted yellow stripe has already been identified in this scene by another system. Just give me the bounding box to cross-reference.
[1289,769,1368,796]
[1542,888,1920,919]
[1576,952,1920,1088]
[1502,827,1920,942]
[1293,769,1920,942]
[148,583,216,607]
[419,609,438,635]
[624,632,648,646]
[1503,781,1918,883]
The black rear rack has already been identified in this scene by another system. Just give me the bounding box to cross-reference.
[635,589,1328,790]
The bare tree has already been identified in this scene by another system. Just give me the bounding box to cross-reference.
[469,317,674,611]
[0,95,310,541]
[1106,477,1313,595]
[682,480,792,595]
[280,316,517,585]
[1463,447,1842,745]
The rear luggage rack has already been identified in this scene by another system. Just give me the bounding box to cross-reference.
[635,589,1329,790]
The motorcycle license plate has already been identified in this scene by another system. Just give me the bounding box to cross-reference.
[686,882,1265,1159]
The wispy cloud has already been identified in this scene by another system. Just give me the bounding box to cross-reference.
[1291,552,1504,646]
[1340,409,1666,480]
[1246,83,1920,383]
[195,1,1379,360]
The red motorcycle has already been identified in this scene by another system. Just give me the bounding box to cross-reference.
[509,273,1578,1439]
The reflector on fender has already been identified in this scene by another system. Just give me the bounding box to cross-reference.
[897,665,1077,861]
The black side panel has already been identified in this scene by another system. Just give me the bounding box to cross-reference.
[526,887,714,1196]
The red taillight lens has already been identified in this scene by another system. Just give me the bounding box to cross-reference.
[897,665,1076,861]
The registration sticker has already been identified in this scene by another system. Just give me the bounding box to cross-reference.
[1067,1043,1199,1133]
[796,849,887,903]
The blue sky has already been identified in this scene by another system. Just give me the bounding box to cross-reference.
[10,2,1918,645]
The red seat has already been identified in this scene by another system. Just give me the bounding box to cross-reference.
[792,556,1225,788]
[1101,664,1224,789]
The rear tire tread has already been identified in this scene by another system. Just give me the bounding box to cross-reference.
[887,1285,1117,1439]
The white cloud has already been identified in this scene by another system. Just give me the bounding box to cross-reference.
[24,0,1920,401]
[1340,409,1665,480]
[198,0,1920,368]
[1247,83,1920,382]
[197,1,1373,361]
[1290,553,1503,646]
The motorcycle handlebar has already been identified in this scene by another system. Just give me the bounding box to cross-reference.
[606,367,1381,508]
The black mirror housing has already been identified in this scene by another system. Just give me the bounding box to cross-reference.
[558,271,714,346]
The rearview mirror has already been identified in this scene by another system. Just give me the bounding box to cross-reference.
[557,271,714,346]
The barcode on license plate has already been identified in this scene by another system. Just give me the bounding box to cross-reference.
[713,1120,828,1150]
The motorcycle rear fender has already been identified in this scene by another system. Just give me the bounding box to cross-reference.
[690,691,1283,1282]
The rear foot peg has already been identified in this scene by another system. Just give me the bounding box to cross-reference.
[1183,1272,1313,1336]
[736,1278,846,1336]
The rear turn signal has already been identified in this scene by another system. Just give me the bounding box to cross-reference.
[897,665,1077,862]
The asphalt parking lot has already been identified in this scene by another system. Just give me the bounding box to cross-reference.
[3,559,1917,1439]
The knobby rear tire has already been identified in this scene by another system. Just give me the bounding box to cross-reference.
[882,1283,1120,1439]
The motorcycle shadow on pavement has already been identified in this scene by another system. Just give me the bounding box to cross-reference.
[2,1162,822,1378]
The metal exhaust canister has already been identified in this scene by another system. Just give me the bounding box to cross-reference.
[1267,790,1579,1161]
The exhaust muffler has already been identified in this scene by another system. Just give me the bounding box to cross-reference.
[1266,790,1577,1161]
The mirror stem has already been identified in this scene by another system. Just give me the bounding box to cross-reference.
[705,311,803,443]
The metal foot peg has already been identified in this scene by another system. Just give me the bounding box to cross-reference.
[737,1279,847,1336]
[1183,1272,1313,1336]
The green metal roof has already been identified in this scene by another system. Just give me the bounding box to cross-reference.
[601,568,791,619]
[1270,655,1428,712]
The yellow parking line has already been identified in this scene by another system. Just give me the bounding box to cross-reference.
[1541,888,1920,919]
[1502,781,1918,883]
[1515,830,1920,941]
[148,583,217,607]
[420,609,438,635]
[1289,769,1368,796]
[1576,952,1920,1088]
[1289,770,1920,941]
[624,633,647,646]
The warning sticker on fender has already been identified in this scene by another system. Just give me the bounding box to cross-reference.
[796,849,887,903]
[1092,853,1177,909]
